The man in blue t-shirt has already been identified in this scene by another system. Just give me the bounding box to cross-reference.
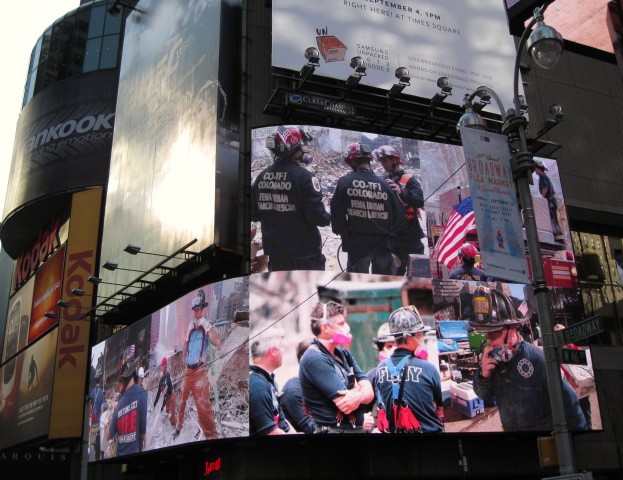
[299,301,373,433]
[375,306,444,433]
[175,289,222,439]
[108,356,148,457]
[89,376,105,460]
[249,334,290,435]
[280,340,316,434]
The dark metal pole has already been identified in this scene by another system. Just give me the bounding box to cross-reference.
[505,11,577,475]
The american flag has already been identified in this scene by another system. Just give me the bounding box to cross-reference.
[435,197,476,269]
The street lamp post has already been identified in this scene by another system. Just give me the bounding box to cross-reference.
[459,4,577,475]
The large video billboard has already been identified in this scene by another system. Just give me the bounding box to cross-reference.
[100,0,241,299]
[88,277,249,461]
[251,125,575,286]
[272,0,519,106]
[88,270,599,456]
[249,271,600,435]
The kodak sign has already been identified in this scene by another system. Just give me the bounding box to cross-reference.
[13,217,67,292]
[49,187,102,439]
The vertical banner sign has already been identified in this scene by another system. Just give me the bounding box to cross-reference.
[49,187,102,439]
[460,128,529,284]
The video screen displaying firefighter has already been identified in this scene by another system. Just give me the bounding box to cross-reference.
[249,271,600,435]
[87,277,249,461]
[251,126,575,287]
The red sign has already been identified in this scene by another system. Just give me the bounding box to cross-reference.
[13,217,63,291]
[204,457,222,477]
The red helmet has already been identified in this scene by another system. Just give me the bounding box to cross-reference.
[458,243,479,259]
[344,142,372,163]
[161,357,168,367]
[266,127,311,156]
[376,145,403,165]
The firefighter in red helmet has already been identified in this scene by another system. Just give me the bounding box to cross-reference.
[251,126,330,271]
[449,243,486,280]
[330,142,404,274]
[376,145,425,275]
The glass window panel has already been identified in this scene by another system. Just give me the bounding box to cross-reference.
[83,37,102,73]
[34,61,46,95]
[39,28,52,67]
[576,233,609,287]
[69,41,86,76]
[99,35,119,69]
[104,8,122,35]
[88,5,106,38]
[73,9,90,44]
[22,71,35,107]
[581,288,594,317]
[28,37,43,75]
[600,316,622,345]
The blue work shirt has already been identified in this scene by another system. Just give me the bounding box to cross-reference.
[473,341,587,431]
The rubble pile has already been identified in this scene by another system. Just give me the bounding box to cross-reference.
[214,324,249,437]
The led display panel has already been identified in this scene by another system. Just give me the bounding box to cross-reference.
[251,125,574,286]
[249,271,601,434]
[100,0,240,300]
[88,277,249,461]
[87,270,600,453]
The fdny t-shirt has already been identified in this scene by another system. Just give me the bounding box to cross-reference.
[109,384,147,456]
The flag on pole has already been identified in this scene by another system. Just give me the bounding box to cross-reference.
[435,197,476,269]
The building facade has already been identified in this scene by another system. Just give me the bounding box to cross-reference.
[0,0,622,479]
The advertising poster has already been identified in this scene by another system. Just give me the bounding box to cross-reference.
[0,354,24,447]
[0,329,57,450]
[249,271,601,435]
[49,187,101,439]
[88,277,248,461]
[2,277,34,363]
[272,0,519,106]
[460,127,528,284]
[2,69,117,222]
[28,244,66,344]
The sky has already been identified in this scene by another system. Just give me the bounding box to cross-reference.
[0,0,80,220]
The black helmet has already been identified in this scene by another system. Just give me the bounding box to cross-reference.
[388,306,430,337]
[191,290,208,310]
[466,287,526,333]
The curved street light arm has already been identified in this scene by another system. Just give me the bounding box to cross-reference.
[509,5,578,475]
